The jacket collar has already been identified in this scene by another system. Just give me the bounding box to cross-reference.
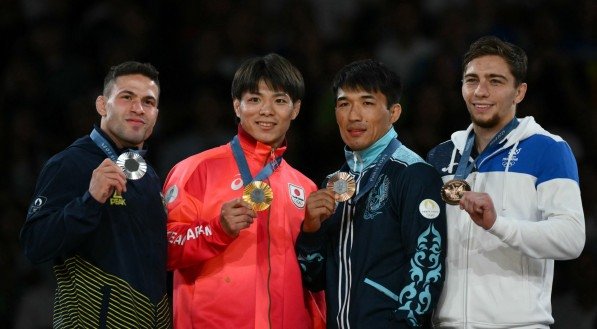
[236,125,287,163]
[344,127,398,173]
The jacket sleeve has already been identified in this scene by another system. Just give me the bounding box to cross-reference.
[20,158,104,264]
[391,163,447,327]
[296,222,328,292]
[488,140,585,260]
[163,161,236,271]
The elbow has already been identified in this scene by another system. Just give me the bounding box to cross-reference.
[558,230,586,260]
[568,234,586,260]
[20,228,53,265]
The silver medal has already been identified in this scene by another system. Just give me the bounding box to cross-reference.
[116,152,147,180]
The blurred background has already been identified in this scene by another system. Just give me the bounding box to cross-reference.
[0,0,595,328]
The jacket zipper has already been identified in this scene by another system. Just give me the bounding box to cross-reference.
[266,148,275,329]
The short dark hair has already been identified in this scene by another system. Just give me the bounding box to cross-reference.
[231,53,304,102]
[462,36,527,86]
[332,59,402,107]
[103,61,160,96]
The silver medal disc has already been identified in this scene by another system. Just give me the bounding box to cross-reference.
[116,152,147,180]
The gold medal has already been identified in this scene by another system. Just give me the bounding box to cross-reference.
[441,179,471,205]
[326,172,356,202]
[116,152,147,180]
[243,181,273,211]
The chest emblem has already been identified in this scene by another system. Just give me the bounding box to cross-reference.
[502,147,521,168]
[364,174,390,220]
[230,175,243,190]
[288,184,306,208]
[109,191,126,206]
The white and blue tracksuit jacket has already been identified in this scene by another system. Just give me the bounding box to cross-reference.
[426,116,585,329]
[297,128,447,328]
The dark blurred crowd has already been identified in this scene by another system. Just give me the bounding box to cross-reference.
[0,0,595,328]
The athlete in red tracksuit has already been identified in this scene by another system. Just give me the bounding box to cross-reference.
[162,53,325,329]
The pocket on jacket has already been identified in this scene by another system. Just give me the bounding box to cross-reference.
[364,277,399,302]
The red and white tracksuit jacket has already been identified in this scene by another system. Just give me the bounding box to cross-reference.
[163,127,325,329]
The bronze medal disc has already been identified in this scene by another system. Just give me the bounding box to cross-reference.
[116,152,147,180]
[243,181,274,211]
[326,172,356,202]
[441,179,471,205]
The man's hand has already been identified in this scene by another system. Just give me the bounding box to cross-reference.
[89,158,127,203]
[459,191,497,230]
[220,198,257,237]
[302,189,336,233]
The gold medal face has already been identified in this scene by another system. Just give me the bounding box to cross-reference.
[326,172,356,202]
[243,181,273,211]
[441,179,471,205]
[116,152,147,180]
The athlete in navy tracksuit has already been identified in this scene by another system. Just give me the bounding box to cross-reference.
[20,62,170,328]
[296,59,447,328]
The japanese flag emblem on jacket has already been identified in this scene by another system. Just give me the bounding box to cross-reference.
[288,184,306,208]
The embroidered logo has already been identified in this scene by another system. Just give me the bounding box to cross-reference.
[364,174,390,220]
[164,185,178,204]
[419,199,440,219]
[502,147,521,168]
[109,191,126,206]
[28,196,47,215]
[289,184,306,208]
[230,175,243,190]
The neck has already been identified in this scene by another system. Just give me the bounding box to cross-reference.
[472,118,515,153]
[473,127,495,153]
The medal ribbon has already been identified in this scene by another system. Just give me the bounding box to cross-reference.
[90,128,119,161]
[453,117,519,179]
[90,128,147,159]
[352,138,401,203]
[231,135,282,186]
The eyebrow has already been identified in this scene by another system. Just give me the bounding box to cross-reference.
[336,94,376,101]
[464,73,508,80]
[118,90,157,100]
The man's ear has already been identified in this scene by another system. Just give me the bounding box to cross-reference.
[291,100,301,120]
[96,95,106,116]
[389,103,402,124]
[233,99,241,118]
[514,82,527,105]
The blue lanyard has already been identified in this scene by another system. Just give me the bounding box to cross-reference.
[90,128,119,161]
[231,135,282,186]
[90,128,147,160]
[454,118,519,179]
[353,138,401,203]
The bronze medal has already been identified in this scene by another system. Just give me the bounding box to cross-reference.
[326,172,356,202]
[441,179,471,205]
[116,152,147,180]
[243,181,273,211]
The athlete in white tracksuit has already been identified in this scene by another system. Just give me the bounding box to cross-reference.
[426,36,585,328]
